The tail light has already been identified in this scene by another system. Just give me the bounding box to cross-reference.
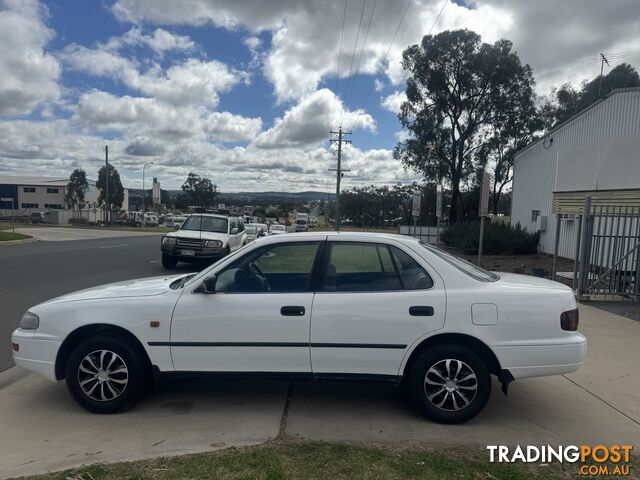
[560,308,579,331]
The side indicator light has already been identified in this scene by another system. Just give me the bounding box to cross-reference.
[150,321,160,328]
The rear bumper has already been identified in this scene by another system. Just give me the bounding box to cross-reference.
[492,333,587,380]
[11,329,61,382]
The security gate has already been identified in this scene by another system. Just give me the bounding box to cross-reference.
[577,200,640,302]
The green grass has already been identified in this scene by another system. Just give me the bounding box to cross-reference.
[0,231,31,241]
[15,441,584,480]
[66,225,173,233]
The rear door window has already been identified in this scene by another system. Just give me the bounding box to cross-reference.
[321,242,433,292]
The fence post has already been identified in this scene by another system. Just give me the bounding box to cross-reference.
[551,214,561,281]
[572,214,582,290]
[577,196,592,300]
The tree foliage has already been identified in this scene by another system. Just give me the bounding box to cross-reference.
[97,164,124,211]
[65,168,89,217]
[394,29,536,223]
[181,172,219,212]
[541,63,640,129]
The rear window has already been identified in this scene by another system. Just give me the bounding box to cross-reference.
[419,242,499,282]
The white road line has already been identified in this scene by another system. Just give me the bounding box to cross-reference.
[99,244,131,249]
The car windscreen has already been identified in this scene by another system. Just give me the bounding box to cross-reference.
[296,219,306,224]
[419,242,499,282]
[180,215,228,233]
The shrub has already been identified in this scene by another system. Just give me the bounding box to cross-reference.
[68,217,88,225]
[441,221,539,255]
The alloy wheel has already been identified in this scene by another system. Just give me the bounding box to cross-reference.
[423,358,478,411]
[77,349,129,402]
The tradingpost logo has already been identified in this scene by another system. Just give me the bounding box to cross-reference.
[487,445,634,476]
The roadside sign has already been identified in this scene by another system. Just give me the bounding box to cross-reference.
[479,170,492,217]
[435,186,442,218]
[412,192,421,218]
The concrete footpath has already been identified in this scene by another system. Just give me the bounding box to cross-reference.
[13,227,162,242]
[1,304,638,478]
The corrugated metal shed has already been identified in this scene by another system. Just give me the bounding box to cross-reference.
[511,88,640,259]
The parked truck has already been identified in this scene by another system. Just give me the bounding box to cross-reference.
[295,212,309,232]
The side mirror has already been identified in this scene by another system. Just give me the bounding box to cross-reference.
[196,274,217,294]
[231,227,239,235]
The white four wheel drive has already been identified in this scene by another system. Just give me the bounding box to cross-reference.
[160,214,247,269]
[12,232,586,424]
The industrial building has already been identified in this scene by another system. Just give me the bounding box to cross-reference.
[511,88,640,300]
[511,88,640,256]
[0,175,129,224]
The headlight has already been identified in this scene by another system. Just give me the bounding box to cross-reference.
[20,312,39,330]
[162,236,177,245]
[205,240,223,248]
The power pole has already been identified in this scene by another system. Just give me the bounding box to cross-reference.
[105,145,109,226]
[598,52,609,97]
[329,127,351,231]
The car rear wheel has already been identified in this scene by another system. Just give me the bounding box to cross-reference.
[65,335,146,414]
[162,253,177,269]
[408,344,491,424]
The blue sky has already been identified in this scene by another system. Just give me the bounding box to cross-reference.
[1,0,637,191]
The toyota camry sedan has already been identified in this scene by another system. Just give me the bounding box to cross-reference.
[12,232,586,423]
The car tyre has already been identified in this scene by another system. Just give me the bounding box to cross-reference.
[65,335,146,414]
[162,253,177,269]
[408,344,491,424]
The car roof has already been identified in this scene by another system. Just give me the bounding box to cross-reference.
[260,230,419,244]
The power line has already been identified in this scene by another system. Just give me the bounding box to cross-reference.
[330,0,349,131]
[359,0,411,115]
[337,0,367,127]
[341,0,378,130]
[427,0,447,35]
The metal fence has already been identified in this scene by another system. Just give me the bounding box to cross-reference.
[398,225,441,245]
[576,200,640,302]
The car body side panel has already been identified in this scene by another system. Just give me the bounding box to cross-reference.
[24,291,179,376]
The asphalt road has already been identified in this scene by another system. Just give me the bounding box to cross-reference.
[0,235,199,372]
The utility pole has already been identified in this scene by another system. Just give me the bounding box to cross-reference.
[105,145,109,226]
[598,52,609,97]
[329,127,351,231]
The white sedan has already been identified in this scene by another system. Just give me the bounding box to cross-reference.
[12,232,586,423]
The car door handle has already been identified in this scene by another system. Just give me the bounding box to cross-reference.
[409,306,434,316]
[281,306,306,316]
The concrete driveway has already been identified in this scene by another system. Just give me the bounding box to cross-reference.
[1,304,638,478]
[14,227,161,242]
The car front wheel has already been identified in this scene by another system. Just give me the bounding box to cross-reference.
[162,253,177,269]
[65,335,146,414]
[408,344,491,424]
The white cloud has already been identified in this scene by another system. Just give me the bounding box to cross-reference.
[62,41,244,109]
[0,0,60,115]
[381,90,406,115]
[106,27,196,55]
[109,0,640,99]
[253,89,375,149]
[205,112,262,142]
[75,90,262,144]
[243,36,262,52]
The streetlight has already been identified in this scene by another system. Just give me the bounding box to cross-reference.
[142,162,154,227]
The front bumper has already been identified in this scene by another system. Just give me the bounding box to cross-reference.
[11,329,61,382]
[492,333,588,380]
[161,245,227,261]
